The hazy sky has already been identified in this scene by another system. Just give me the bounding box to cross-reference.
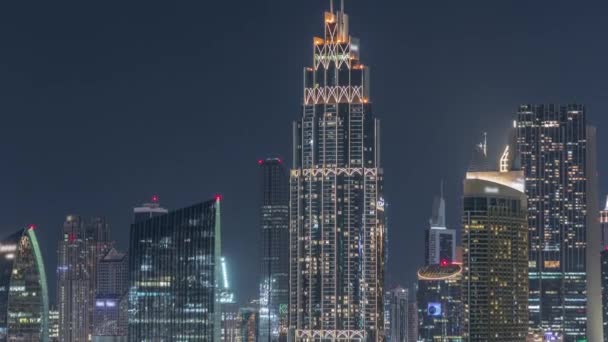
[1,0,607,304]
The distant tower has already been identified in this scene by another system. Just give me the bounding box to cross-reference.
[92,247,128,341]
[258,158,289,342]
[58,216,111,342]
[424,183,456,265]
[384,287,409,342]
[462,139,528,340]
[289,3,385,341]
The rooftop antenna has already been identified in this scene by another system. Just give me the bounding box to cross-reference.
[330,0,334,13]
[341,0,345,14]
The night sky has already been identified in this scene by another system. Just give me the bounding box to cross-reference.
[1,1,607,306]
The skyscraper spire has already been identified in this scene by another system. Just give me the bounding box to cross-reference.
[330,0,334,14]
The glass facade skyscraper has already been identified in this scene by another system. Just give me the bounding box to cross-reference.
[0,226,49,342]
[92,247,128,341]
[289,3,385,341]
[258,158,289,342]
[462,157,528,340]
[516,105,602,340]
[128,198,222,341]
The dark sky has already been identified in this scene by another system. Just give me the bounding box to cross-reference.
[1,0,607,305]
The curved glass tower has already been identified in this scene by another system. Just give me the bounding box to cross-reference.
[0,226,49,342]
[289,3,385,341]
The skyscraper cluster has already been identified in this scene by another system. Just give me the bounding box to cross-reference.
[3,3,608,342]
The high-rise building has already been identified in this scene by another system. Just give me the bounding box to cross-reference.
[416,264,463,341]
[289,3,385,341]
[0,225,49,341]
[258,158,289,342]
[385,287,409,342]
[407,302,418,342]
[462,143,528,341]
[425,184,456,265]
[128,198,222,341]
[516,105,602,340]
[602,197,608,248]
[58,216,111,342]
[240,307,260,342]
[50,307,60,342]
[602,249,608,341]
[92,247,128,341]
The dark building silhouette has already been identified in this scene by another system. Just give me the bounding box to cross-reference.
[258,158,289,342]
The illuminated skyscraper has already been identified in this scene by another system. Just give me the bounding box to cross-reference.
[516,105,602,340]
[219,257,239,342]
[258,158,289,342]
[462,144,528,341]
[0,226,49,341]
[425,184,456,265]
[289,2,385,341]
[602,249,608,341]
[49,307,59,342]
[240,307,260,342]
[128,198,222,341]
[58,216,111,342]
[416,264,462,342]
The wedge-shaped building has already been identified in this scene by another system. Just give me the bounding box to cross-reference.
[0,226,49,341]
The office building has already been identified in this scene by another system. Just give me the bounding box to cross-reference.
[516,105,602,340]
[128,198,222,341]
[385,287,409,342]
[289,3,385,341]
[58,216,111,342]
[425,184,456,265]
[416,264,463,341]
[462,143,528,340]
[93,247,128,341]
[0,226,49,341]
[258,158,289,342]
[219,257,239,342]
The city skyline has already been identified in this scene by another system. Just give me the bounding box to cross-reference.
[3,0,608,319]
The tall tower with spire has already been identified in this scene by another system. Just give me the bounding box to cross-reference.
[289,2,385,341]
[424,183,456,265]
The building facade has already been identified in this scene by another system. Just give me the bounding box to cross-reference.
[0,226,49,341]
[462,151,528,341]
[92,247,128,341]
[241,307,259,342]
[385,287,408,342]
[258,158,289,342]
[289,3,385,341]
[58,216,111,342]
[128,198,222,341]
[416,264,462,341]
[602,197,608,248]
[602,249,608,342]
[49,307,59,342]
[516,105,602,340]
[425,185,456,265]
[407,303,418,342]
